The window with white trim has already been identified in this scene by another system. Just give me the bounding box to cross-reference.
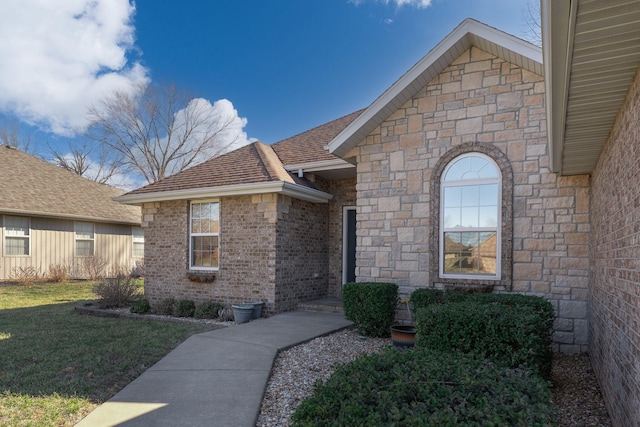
[440,153,501,279]
[190,201,219,270]
[75,222,94,257]
[132,226,144,258]
[4,216,30,256]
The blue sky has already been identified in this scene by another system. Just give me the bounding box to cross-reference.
[0,0,534,168]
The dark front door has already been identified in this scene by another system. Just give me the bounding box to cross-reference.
[344,207,357,284]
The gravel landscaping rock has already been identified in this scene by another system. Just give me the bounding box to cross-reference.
[257,329,612,427]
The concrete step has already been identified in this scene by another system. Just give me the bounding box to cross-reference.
[297,297,344,314]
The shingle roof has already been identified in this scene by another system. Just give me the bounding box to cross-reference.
[272,110,363,165]
[123,111,362,198]
[0,145,141,224]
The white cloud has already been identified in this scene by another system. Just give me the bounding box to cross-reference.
[350,0,433,8]
[0,0,149,136]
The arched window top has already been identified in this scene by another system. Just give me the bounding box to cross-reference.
[443,154,500,182]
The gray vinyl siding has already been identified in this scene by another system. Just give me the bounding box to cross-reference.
[1,215,141,281]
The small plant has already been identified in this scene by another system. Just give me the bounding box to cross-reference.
[154,298,177,315]
[47,264,69,282]
[130,296,151,314]
[343,282,398,337]
[93,274,141,309]
[195,301,222,319]
[10,266,42,285]
[174,299,196,317]
[82,256,108,280]
[217,305,234,321]
[132,259,145,278]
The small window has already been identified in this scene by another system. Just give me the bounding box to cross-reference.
[75,222,94,257]
[190,201,219,270]
[440,154,501,279]
[4,216,30,256]
[132,226,144,258]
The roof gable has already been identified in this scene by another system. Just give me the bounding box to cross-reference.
[326,18,543,158]
[0,145,140,224]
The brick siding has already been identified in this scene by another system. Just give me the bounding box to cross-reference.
[141,193,334,314]
[590,65,640,426]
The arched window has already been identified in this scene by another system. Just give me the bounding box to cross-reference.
[440,153,501,279]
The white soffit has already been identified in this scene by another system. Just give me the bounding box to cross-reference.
[326,18,543,158]
[545,0,640,175]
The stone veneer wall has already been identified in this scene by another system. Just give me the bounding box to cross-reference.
[274,195,330,311]
[352,47,590,352]
[589,66,640,426]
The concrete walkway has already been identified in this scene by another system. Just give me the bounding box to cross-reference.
[77,311,351,427]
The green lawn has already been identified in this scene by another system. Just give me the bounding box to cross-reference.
[0,281,218,426]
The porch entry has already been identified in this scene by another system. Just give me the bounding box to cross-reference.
[342,206,357,284]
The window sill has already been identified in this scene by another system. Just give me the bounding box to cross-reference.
[186,271,216,283]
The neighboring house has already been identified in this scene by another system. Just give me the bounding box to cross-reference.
[0,145,143,281]
[117,10,640,424]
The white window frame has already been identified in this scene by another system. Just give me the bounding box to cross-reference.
[189,199,220,271]
[74,222,95,257]
[3,215,31,256]
[439,153,501,280]
[132,226,144,258]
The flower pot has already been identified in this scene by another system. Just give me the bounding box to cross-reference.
[390,325,416,348]
[232,304,254,324]
[243,301,264,319]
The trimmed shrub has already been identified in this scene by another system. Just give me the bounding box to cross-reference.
[174,299,196,317]
[292,348,553,426]
[415,295,554,379]
[410,287,480,311]
[343,282,398,337]
[130,296,151,314]
[154,298,176,315]
[194,301,222,319]
[93,274,141,309]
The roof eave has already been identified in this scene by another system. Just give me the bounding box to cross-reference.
[0,208,141,225]
[283,158,356,174]
[114,181,334,205]
[542,0,576,174]
[326,18,543,159]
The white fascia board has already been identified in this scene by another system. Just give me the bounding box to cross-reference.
[541,0,575,174]
[114,181,333,205]
[284,158,356,173]
[326,18,543,159]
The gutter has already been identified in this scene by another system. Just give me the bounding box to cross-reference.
[114,180,334,205]
[541,0,577,174]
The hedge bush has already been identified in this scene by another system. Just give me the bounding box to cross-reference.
[343,282,398,337]
[194,301,222,319]
[174,299,196,317]
[154,297,176,315]
[292,348,553,426]
[130,296,151,314]
[415,295,554,379]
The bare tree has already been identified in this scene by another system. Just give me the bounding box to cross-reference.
[50,142,123,186]
[0,118,33,152]
[86,82,248,184]
[522,0,542,46]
